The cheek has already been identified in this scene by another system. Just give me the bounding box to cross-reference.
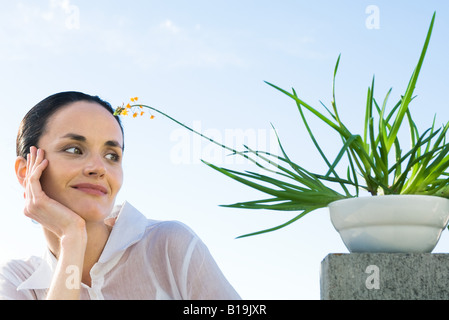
[110,167,124,194]
[39,159,73,195]
[39,170,60,198]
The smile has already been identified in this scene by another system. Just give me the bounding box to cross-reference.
[72,183,108,196]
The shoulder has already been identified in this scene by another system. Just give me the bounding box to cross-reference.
[147,220,196,234]
[144,220,199,246]
[0,257,41,299]
[0,256,40,281]
[132,220,205,261]
[116,202,205,259]
[113,202,198,242]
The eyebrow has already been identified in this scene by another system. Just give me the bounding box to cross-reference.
[61,133,123,150]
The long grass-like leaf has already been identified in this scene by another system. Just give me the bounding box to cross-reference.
[235,207,322,239]
[386,12,435,151]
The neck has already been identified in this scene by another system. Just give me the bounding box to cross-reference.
[44,221,112,287]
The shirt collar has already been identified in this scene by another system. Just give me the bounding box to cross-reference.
[17,201,149,291]
[98,201,149,263]
[16,249,57,291]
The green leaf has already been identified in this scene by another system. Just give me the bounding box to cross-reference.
[235,207,321,239]
[386,12,435,151]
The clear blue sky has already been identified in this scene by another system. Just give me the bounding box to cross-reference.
[1,0,449,299]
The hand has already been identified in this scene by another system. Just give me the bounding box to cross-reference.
[23,146,86,240]
[22,146,87,300]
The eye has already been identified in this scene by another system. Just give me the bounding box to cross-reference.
[105,153,120,162]
[65,147,82,154]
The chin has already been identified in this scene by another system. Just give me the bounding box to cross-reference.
[68,199,114,222]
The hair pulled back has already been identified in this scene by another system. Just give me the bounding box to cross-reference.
[16,91,124,158]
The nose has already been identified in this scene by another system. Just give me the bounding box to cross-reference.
[83,154,106,178]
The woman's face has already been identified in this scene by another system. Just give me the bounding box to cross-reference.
[36,101,124,222]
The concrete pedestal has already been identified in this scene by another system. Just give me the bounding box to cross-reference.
[320,253,449,300]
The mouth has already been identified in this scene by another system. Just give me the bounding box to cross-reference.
[72,183,108,196]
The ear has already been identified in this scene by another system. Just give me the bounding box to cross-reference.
[15,156,27,187]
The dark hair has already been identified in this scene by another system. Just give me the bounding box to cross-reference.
[16,91,124,158]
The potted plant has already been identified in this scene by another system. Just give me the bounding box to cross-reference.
[116,12,449,252]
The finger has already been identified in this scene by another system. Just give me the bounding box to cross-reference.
[36,148,43,163]
[27,148,36,184]
[24,152,33,194]
[26,152,30,179]
[26,147,47,199]
[24,153,30,197]
[27,147,38,183]
[34,148,48,171]
[28,147,48,178]
[25,155,29,186]
[28,146,36,170]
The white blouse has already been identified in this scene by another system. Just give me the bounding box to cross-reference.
[0,202,241,300]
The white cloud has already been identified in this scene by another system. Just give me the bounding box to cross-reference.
[0,4,246,70]
[14,0,80,30]
[129,19,247,70]
[50,0,80,30]
[160,19,180,34]
[0,1,86,61]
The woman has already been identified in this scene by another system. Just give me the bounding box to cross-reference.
[0,92,240,300]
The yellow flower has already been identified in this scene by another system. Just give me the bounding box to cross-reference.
[115,98,154,119]
[113,106,123,116]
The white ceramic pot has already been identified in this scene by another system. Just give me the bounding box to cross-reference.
[328,195,449,253]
